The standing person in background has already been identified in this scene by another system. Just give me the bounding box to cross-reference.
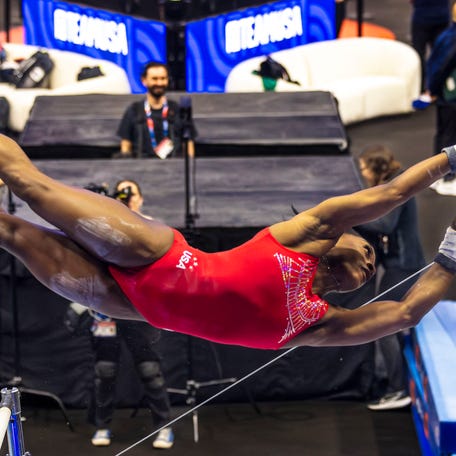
[426,0,456,183]
[335,0,346,38]
[411,0,450,109]
[115,62,195,159]
[89,179,174,449]
[355,145,425,410]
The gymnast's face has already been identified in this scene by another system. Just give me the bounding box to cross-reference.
[328,233,376,292]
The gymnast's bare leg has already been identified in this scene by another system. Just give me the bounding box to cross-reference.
[0,134,174,318]
[0,134,173,267]
[0,210,144,319]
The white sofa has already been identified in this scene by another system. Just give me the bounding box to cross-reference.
[224,37,421,125]
[0,43,132,132]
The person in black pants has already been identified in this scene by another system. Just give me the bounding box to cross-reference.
[89,179,174,449]
[335,0,346,38]
[426,1,456,183]
[89,316,173,448]
[410,0,450,108]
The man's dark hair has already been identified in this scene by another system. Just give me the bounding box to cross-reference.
[141,61,169,79]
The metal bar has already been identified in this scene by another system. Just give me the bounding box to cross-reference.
[1,387,26,456]
[0,405,12,450]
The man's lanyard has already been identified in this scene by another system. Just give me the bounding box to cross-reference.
[144,98,169,150]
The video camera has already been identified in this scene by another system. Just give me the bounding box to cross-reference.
[112,186,133,205]
[84,182,133,206]
[84,182,109,196]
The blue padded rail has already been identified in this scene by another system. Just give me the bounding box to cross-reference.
[406,301,456,456]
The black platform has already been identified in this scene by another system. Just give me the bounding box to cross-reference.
[19,91,349,158]
[13,156,362,230]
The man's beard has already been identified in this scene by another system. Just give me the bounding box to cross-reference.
[147,86,166,98]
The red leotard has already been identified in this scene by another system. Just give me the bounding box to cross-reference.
[109,228,329,349]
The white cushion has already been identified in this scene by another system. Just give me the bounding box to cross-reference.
[320,81,366,125]
[0,43,131,131]
[363,77,411,118]
[269,47,311,88]
[225,37,421,125]
[0,82,16,96]
[323,76,410,124]
[4,88,51,132]
[224,57,266,92]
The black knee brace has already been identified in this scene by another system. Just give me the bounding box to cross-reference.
[137,361,165,389]
[95,360,117,380]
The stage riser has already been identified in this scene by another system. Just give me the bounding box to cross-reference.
[19,92,348,159]
[10,156,361,230]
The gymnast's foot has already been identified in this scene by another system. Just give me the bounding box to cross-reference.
[0,134,32,177]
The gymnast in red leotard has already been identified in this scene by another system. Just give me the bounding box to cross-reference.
[0,133,454,349]
[109,228,329,349]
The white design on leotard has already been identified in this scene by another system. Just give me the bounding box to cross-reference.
[274,253,327,344]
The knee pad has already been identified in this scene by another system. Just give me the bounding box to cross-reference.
[95,360,117,380]
[137,361,165,389]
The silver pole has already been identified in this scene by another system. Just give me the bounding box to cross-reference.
[1,387,27,456]
[0,391,12,450]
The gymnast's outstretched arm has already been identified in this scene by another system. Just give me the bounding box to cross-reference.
[0,134,173,267]
[285,219,456,348]
[271,149,454,257]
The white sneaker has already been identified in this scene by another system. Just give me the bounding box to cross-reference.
[91,429,112,446]
[367,390,412,411]
[153,427,174,449]
[412,93,434,110]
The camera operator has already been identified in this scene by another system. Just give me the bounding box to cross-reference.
[112,179,146,214]
[88,179,174,449]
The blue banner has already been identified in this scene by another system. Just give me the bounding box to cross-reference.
[22,0,167,93]
[186,0,335,93]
